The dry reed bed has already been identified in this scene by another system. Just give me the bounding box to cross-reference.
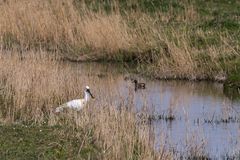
[0,0,238,80]
[0,0,133,56]
[0,51,173,159]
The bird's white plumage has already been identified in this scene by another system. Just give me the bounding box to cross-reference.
[66,99,86,110]
[55,86,93,113]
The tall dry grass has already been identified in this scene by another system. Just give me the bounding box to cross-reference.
[0,0,133,58]
[0,0,238,79]
[143,27,239,80]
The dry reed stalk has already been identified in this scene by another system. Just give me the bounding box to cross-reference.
[0,0,133,56]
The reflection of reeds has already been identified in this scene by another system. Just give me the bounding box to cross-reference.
[136,112,175,124]
[202,99,240,124]
[183,130,209,159]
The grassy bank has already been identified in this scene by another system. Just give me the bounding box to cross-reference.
[0,0,239,80]
[223,60,240,98]
[0,125,99,159]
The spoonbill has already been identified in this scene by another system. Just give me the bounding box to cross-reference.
[55,86,94,113]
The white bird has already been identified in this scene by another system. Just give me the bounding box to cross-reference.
[55,86,94,113]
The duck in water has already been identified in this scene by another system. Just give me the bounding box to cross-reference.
[133,79,146,91]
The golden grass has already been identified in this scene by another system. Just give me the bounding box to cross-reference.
[0,0,133,56]
[0,0,204,53]
[144,27,239,80]
[0,0,239,79]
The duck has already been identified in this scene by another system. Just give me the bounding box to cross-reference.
[132,79,146,91]
[55,86,94,113]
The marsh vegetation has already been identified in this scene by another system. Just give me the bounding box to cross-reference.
[0,0,240,159]
[0,0,239,80]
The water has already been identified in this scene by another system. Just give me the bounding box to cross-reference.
[122,80,240,158]
[71,62,240,158]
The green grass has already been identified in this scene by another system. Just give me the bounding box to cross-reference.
[224,71,240,89]
[0,124,100,160]
[223,57,240,99]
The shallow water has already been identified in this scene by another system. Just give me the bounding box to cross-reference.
[70,62,240,158]
[122,81,240,158]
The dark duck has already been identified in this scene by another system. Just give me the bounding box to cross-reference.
[133,79,146,91]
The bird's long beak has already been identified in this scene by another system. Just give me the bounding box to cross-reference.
[89,90,95,99]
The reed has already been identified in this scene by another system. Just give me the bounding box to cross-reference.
[0,0,134,59]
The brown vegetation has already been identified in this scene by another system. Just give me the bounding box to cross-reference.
[0,0,239,80]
